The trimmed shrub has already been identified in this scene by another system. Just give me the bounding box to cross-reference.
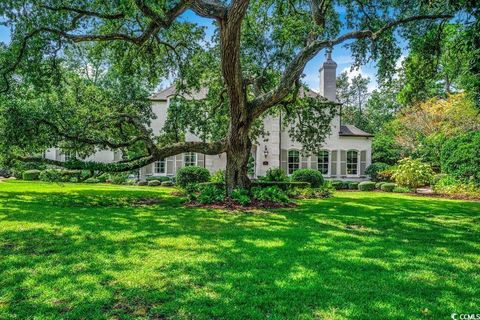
[126,179,137,185]
[252,186,289,203]
[176,166,210,188]
[0,168,11,178]
[148,180,161,187]
[231,188,251,206]
[22,170,41,181]
[137,181,148,186]
[441,131,480,183]
[289,186,333,199]
[365,162,391,181]
[375,182,386,189]
[265,167,288,182]
[291,168,324,188]
[392,157,433,190]
[433,175,480,197]
[358,181,375,191]
[161,181,174,187]
[348,181,359,190]
[331,180,344,190]
[197,184,225,204]
[393,186,410,193]
[146,176,171,182]
[381,183,396,192]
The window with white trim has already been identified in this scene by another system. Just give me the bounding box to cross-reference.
[317,150,329,175]
[155,159,165,174]
[183,152,197,167]
[347,150,358,175]
[288,150,300,174]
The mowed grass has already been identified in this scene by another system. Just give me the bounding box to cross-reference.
[0,181,479,320]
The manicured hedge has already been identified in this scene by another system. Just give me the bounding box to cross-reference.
[147,180,161,186]
[348,181,359,190]
[176,166,210,188]
[22,170,41,181]
[146,176,171,182]
[358,181,375,191]
[375,182,386,189]
[161,181,174,187]
[381,183,396,192]
[291,169,324,188]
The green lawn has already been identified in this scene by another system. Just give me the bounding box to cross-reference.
[0,181,479,320]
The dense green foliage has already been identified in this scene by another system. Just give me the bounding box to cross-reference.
[381,183,397,192]
[265,168,288,182]
[291,169,324,188]
[358,181,376,191]
[1,181,479,319]
[441,131,480,183]
[392,158,433,190]
[251,186,290,204]
[22,170,41,181]
[176,166,210,188]
[348,181,359,190]
[365,162,391,181]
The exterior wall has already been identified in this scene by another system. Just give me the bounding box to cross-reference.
[44,96,372,181]
[44,148,117,163]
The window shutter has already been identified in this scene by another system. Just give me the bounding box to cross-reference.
[310,155,318,170]
[280,149,287,173]
[197,153,205,167]
[55,149,62,161]
[360,150,367,175]
[166,156,174,175]
[330,150,337,176]
[175,154,183,170]
[340,150,347,176]
[145,163,153,175]
[301,156,308,169]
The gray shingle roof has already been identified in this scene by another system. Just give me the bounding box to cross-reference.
[339,125,374,137]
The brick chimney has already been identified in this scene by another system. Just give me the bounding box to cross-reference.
[319,48,337,102]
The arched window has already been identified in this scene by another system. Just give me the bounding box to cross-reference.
[347,150,358,175]
[288,150,300,174]
[184,152,197,167]
[317,150,329,175]
[155,159,165,174]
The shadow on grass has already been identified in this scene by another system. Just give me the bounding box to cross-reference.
[0,185,479,319]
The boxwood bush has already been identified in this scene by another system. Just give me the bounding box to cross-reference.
[348,181,359,190]
[358,181,375,191]
[176,166,210,188]
[381,183,396,192]
[161,181,174,187]
[375,182,386,189]
[291,168,324,188]
[22,170,41,181]
[146,176,171,182]
[148,180,161,187]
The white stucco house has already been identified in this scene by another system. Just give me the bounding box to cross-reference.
[45,52,373,181]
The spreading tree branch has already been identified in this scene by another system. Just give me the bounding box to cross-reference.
[251,14,452,117]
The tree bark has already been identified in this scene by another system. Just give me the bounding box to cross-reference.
[225,120,252,193]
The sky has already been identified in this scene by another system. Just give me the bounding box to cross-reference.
[0,9,397,93]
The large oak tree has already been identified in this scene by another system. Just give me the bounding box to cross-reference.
[0,0,459,191]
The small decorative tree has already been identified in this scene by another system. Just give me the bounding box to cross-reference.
[392,158,434,192]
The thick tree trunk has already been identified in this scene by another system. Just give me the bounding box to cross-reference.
[225,120,252,194]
